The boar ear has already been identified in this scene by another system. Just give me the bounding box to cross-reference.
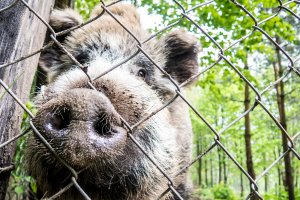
[39,9,83,82]
[163,30,200,85]
[49,9,83,41]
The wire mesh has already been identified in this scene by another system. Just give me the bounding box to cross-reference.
[0,0,299,199]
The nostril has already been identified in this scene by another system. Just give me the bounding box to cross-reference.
[47,108,71,131]
[94,114,114,137]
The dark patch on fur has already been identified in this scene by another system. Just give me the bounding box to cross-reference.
[74,50,90,64]
[37,9,83,82]
[74,43,111,65]
[164,30,200,84]
[172,183,191,200]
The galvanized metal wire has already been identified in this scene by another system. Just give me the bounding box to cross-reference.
[0,0,299,199]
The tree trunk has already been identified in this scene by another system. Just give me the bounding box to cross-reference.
[218,146,222,184]
[274,148,282,186]
[0,1,64,199]
[205,157,208,187]
[223,151,227,184]
[197,138,202,186]
[210,156,213,187]
[263,153,268,192]
[273,36,295,200]
[273,147,282,197]
[238,146,244,198]
[240,170,244,197]
[244,58,256,198]
[220,108,227,184]
[295,162,298,188]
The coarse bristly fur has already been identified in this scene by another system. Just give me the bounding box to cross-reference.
[25,2,200,200]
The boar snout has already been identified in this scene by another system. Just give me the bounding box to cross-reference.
[32,88,127,167]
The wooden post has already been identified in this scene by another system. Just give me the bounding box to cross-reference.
[0,0,55,199]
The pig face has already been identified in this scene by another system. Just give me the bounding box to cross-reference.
[26,3,199,200]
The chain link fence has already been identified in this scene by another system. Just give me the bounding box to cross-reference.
[0,0,299,199]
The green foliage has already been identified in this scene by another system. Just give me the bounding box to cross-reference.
[21,102,37,131]
[75,0,99,19]
[75,0,111,20]
[193,184,238,200]
[193,187,214,200]
[10,102,37,198]
[263,186,289,200]
[212,184,238,200]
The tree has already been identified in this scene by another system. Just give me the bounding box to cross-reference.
[244,54,257,198]
[273,36,295,200]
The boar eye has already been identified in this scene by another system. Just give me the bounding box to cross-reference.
[137,69,147,79]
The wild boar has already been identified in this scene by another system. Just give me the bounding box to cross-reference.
[26,2,199,200]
